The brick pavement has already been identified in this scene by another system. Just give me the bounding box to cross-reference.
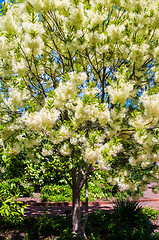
[139,183,159,210]
[16,183,159,217]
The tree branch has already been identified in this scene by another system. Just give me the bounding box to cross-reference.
[79,164,92,191]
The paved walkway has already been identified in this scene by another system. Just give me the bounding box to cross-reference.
[16,183,159,218]
[138,183,159,210]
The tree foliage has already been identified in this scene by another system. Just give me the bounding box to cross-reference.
[0,0,159,237]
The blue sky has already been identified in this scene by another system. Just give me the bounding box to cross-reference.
[0,0,4,3]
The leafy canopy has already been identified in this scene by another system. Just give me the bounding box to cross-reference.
[0,0,158,193]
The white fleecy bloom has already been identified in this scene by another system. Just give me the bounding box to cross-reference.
[131,93,159,129]
[82,85,100,97]
[95,103,110,126]
[133,131,159,150]
[0,8,19,34]
[28,0,44,12]
[8,87,30,107]
[107,24,125,41]
[83,147,99,164]
[23,34,44,56]
[42,148,53,156]
[102,142,123,157]
[12,58,27,76]
[5,143,22,155]
[129,114,150,129]
[106,108,127,138]
[97,153,111,171]
[107,79,134,105]
[73,101,98,125]
[0,139,4,147]
[60,143,72,156]
[68,3,85,28]
[54,79,78,109]
[154,70,159,82]
[22,108,60,131]
[140,92,159,120]
[69,72,87,85]
[28,0,56,12]
[55,0,70,10]
[70,137,78,145]
[58,125,73,141]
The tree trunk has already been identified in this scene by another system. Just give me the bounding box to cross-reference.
[52,160,92,238]
[72,185,85,237]
[82,178,88,234]
[72,167,86,238]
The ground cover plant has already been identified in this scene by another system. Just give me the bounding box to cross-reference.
[0,0,159,237]
[0,200,159,240]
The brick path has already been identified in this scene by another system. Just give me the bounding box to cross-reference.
[16,183,159,218]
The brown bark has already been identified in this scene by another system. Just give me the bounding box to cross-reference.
[72,185,84,237]
[82,178,89,234]
[72,166,88,238]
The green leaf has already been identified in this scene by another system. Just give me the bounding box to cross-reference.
[21,208,24,215]
[5,208,9,216]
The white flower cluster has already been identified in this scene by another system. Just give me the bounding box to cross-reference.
[42,148,53,156]
[22,108,60,131]
[60,143,72,156]
[134,131,158,151]
[97,104,110,126]
[101,142,123,158]
[107,79,134,105]
[68,4,85,28]
[83,148,99,164]
[0,7,20,34]
[0,2,45,77]
[73,100,96,125]
[107,24,125,41]
[129,153,159,168]
[5,142,22,155]
[53,72,87,109]
[141,93,159,121]
[130,93,159,129]
[7,87,30,108]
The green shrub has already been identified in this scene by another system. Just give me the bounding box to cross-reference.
[41,181,113,202]
[1,206,159,240]
[24,215,72,240]
[142,207,159,220]
[0,153,27,179]
[0,178,33,201]
[86,199,157,240]
[41,184,72,202]
[0,198,25,225]
[113,198,142,223]
[40,180,131,203]
[107,199,154,240]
